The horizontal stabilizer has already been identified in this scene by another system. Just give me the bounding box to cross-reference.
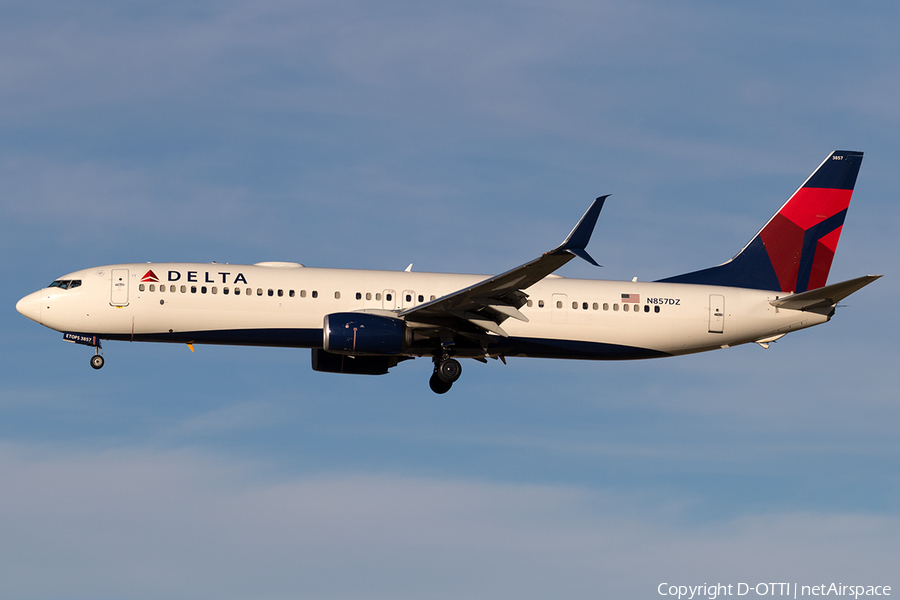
[770,275,881,311]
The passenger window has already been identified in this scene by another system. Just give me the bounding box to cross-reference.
[655,306,660,313]
[406,294,412,302]
[312,291,318,298]
[583,302,588,310]
[224,287,230,295]
[139,284,145,292]
[644,305,649,312]
[191,286,197,293]
[300,290,306,298]
[289,290,295,297]
[386,293,392,301]
[268,289,274,297]
[170,285,176,292]
[418,295,424,302]
[257,288,263,296]
[538,300,544,308]
[366,292,372,300]
[356,292,362,300]
[246,288,251,296]
[201,286,207,294]
[527,300,533,307]
[613,303,619,311]
[278,289,283,297]
[181,285,187,293]
[212,287,218,294]
[430,295,436,301]
[376,293,382,301]
[335,291,341,299]
[149,284,156,292]
[572,302,577,309]
[234,287,240,295]
[623,304,629,312]
[592,303,598,310]
[556,300,562,309]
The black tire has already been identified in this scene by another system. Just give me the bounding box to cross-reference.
[90,355,105,370]
[429,372,452,394]
[437,358,462,383]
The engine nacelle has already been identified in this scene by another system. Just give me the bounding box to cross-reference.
[322,312,408,356]
[311,349,400,375]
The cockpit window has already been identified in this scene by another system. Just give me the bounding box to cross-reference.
[47,279,82,290]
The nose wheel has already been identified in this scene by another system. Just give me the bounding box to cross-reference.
[90,349,104,370]
[429,356,461,394]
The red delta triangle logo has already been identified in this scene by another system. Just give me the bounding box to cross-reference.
[141,270,160,283]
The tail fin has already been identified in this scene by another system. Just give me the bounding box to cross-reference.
[658,150,863,292]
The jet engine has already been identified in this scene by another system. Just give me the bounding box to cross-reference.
[322,312,409,355]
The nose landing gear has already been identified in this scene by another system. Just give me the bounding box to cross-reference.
[429,355,462,394]
[62,333,105,370]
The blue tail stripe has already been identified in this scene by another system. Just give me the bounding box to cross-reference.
[794,209,846,293]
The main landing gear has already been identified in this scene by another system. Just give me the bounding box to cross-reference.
[90,347,105,370]
[429,355,462,394]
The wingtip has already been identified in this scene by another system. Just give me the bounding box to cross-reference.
[568,247,602,267]
[559,194,608,256]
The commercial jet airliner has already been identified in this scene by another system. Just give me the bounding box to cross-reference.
[17,151,879,393]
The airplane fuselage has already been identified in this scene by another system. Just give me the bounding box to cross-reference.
[17,262,825,360]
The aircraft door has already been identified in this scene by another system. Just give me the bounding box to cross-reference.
[382,289,397,310]
[402,290,416,309]
[551,293,567,324]
[708,294,725,333]
[110,269,130,306]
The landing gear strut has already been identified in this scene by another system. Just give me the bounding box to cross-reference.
[429,355,462,394]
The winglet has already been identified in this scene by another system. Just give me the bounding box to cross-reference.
[555,195,608,266]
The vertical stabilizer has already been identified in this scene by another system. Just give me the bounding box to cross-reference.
[658,150,863,292]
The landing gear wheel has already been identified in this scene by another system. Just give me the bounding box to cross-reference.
[429,372,452,394]
[437,358,462,383]
[90,354,105,370]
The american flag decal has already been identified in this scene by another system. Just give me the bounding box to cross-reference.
[621,293,640,303]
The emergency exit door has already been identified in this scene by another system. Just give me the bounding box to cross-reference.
[551,293,567,324]
[708,294,724,333]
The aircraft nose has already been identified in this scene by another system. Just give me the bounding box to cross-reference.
[16,291,42,324]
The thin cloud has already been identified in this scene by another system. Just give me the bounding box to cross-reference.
[1,444,897,599]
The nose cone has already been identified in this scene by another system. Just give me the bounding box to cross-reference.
[16,291,42,324]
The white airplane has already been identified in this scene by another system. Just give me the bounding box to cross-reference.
[17,151,879,393]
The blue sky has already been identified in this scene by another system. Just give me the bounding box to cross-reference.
[2,1,899,598]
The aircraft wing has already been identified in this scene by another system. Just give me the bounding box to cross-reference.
[769,274,881,312]
[398,196,608,338]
